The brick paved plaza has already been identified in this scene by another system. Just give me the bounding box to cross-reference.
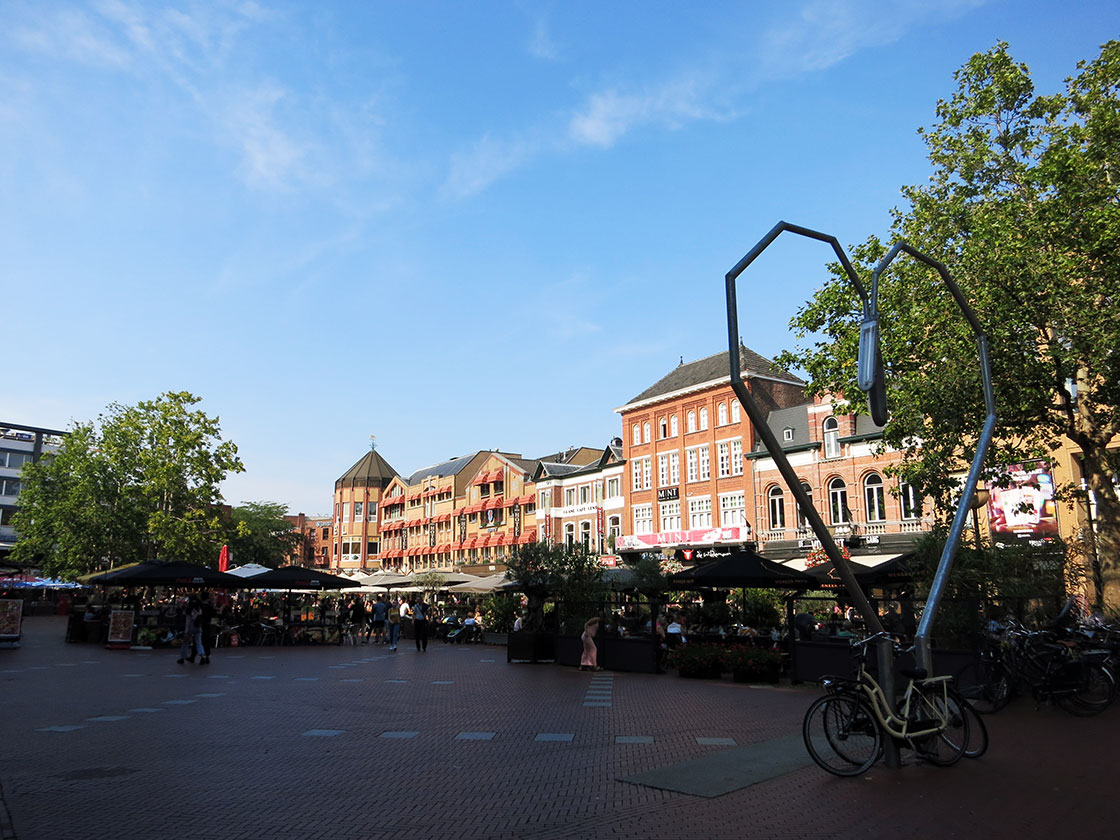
[2,617,1116,840]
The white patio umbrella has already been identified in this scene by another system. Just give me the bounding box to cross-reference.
[225,563,272,578]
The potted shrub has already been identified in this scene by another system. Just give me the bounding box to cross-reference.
[726,645,782,683]
[668,644,725,679]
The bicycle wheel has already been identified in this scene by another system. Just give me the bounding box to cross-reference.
[1055,662,1116,716]
[906,683,967,766]
[951,687,988,759]
[803,694,882,777]
[954,660,1011,714]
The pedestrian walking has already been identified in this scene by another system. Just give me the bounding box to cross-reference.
[387,597,401,651]
[580,616,601,671]
[369,594,388,645]
[197,590,215,665]
[177,597,202,665]
[412,597,430,652]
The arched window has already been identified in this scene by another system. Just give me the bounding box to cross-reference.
[607,515,621,540]
[564,523,576,547]
[768,486,785,530]
[829,477,850,524]
[687,411,697,433]
[643,422,651,443]
[864,474,885,522]
[699,407,709,430]
[731,401,741,423]
[632,424,641,446]
[796,482,813,529]
[718,403,728,425]
[900,481,920,519]
[659,417,668,438]
[579,520,592,548]
[823,417,840,458]
[670,415,679,436]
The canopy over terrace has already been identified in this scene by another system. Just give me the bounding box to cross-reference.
[779,552,915,590]
[243,566,353,591]
[668,547,816,590]
[86,559,251,589]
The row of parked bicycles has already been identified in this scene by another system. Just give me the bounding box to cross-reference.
[802,599,1117,776]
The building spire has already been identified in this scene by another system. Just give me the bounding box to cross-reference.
[369,435,377,451]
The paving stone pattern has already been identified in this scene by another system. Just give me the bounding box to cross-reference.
[1,617,1117,839]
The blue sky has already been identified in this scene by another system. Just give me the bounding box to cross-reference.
[3,1,1117,515]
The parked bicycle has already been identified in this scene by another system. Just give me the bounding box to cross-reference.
[803,632,973,776]
[955,608,1116,717]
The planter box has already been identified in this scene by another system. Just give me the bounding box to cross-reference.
[600,637,659,674]
[556,635,582,667]
[507,632,556,663]
[791,640,978,684]
[482,632,508,646]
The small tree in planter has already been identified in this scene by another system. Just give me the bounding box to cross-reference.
[667,644,725,679]
[725,646,783,683]
[504,541,605,632]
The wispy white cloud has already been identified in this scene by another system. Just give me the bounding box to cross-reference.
[567,74,731,149]
[444,0,986,198]
[527,17,560,61]
[441,131,544,200]
[758,0,987,77]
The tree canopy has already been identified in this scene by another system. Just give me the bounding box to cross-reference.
[12,391,244,578]
[777,41,1120,607]
[224,501,300,570]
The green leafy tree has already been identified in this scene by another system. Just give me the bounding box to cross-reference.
[415,571,446,602]
[777,41,1120,609]
[224,501,300,569]
[503,541,605,632]
[12,391,244,578]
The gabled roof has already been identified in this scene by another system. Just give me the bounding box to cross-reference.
[620,345,803,409]
[748,401,886,456]
[531,441,627,482]
[406,454,482,484]
[335,449,399,489]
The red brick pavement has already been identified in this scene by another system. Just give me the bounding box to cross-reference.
[1,617,1116,840]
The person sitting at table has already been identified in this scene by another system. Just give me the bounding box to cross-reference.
[665,613,685,648]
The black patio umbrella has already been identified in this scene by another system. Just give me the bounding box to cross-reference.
[668,547,816,590]
[242,565,353,590]
[86,559,251,589]
[804,553,915,590]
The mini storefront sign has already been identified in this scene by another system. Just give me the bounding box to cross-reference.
[616,526,745,550]
[657,488,679,502]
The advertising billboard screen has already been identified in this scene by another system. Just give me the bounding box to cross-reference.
[987,462,1059,543]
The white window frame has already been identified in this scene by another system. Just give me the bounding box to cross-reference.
[717,442,731,478]
[670,415,679,437]
[699,407,709,430]
[768,486,785,529]
[829,477,850,524]
[658,453,670,486]
[632,424,641,446]
[731,401,740,423]
[718,403,728,426]
[823,417,840,459]
[864,474,886,522]
[730,438,743,476]
[659,500,681,531]
[686,448,699,482]
[720,492,746,528]
[688,496,713,529]
[606,477,620,499]
[643,422,651,444]
[633,504,653,535]
[669,452,680,485]
[698,445,710,481]
[900,481,919,520]
[687,411,697,433]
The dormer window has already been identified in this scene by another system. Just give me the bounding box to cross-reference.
[783,427,795,442]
